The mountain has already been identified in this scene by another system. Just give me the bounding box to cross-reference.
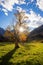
[0,28,5,41]
[28,25,43,41]
[0,28,5,35]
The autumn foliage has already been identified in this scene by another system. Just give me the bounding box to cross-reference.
[19,33,27,42]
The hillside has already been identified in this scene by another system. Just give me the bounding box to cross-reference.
[0,28,5,41]
[0,28,5,35]
[0,42,43,65]
[28,25,43,41]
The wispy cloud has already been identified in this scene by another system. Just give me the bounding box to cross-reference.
[25,10,43,29]
[2,8,7,12]
[0,0,26,15]
[16,6,26,12]
[5,12,8,16]
[36,0,43,11]
[2,8,8,16]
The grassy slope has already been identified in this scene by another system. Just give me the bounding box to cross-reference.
[0,42,43,65]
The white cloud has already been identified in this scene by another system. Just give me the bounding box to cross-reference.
[2,8,8,16]
[24,10,43,30]
[5,12,8,16]
[19,0,26,4]
[2,8,8,12]
[16,6,26,12]
[0,0,26,15]
[16,6,23,12]
[36,0,43,11]
[1,0,14,11]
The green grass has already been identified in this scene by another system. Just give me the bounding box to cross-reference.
[0,41,43,65]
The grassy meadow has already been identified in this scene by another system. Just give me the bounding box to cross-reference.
[0,41,43,65]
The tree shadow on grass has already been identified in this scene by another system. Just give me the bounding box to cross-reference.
[0,47,18,65]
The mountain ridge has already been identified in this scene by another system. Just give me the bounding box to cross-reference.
[28,25,43,41]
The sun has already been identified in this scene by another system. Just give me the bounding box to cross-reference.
[19,26,24,32]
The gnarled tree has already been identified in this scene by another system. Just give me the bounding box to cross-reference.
[13,10,29,48]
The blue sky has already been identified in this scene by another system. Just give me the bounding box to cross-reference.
[0,0,43,30]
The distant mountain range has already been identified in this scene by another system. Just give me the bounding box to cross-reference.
[28,25,43,41]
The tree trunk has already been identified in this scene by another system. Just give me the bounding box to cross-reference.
[15,41,19,48]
